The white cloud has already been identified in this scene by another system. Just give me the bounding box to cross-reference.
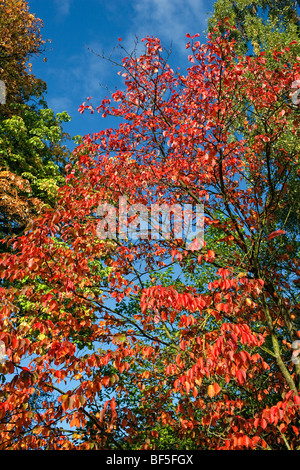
[44,0,214,125]
[47,95,73,114]
[70,41,116,99]
[44,39,119,116]
[60,0,212,113]
[53,0,73,18]
[131,0,209,54]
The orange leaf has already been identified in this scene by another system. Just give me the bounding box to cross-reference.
[267,229,285,240]
[110,398,117,411]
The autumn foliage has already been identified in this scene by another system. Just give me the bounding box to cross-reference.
[0,0,46,110]
[0,27,299,449]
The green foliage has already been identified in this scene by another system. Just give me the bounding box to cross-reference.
[0,105,71,205]
[0,0,77,242]
[207,0,300,57]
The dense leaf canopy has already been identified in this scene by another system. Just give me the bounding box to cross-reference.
[0,21,299,449]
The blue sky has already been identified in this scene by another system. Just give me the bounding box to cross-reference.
[27,0,216,147]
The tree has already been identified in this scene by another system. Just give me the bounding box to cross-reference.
[0,27,299,450]
[0,0,46,110]
[0,0,72,241]
[0,107,71,240]
[207,0,300,238]
[0,2,73,446]
[207,0,300,56]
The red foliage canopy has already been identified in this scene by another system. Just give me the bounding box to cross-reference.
[0,29,299,449]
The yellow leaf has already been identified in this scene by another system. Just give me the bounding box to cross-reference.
[195,377,202,387]
[208,382,221,398]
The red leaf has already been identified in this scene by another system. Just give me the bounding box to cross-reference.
[110,398,117,411]
[261,418,267,430]
[267,230,286,240]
